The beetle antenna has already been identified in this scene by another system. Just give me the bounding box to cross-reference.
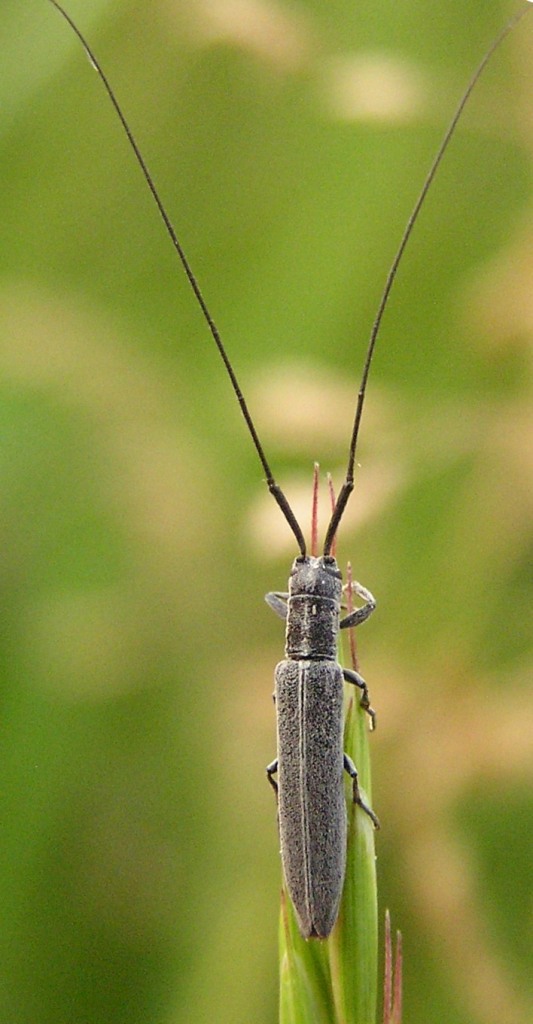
[323,3,531,556]
[46,0,307,557]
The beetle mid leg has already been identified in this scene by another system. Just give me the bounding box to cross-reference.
[266,758,278,798]
[265,592,289,619]
[343,753,380,828]
[343,666,376,728]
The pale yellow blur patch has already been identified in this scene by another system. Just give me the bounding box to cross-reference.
[248,461,404,557]
[243,359,509,557]
[0,282,205,558]
[0,283,209,699]
[160,0,315,72]
[466,215,533,357]
[323,52,425,123]
[248,360,403,452]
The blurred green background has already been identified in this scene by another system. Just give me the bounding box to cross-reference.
[1,1,532,1022]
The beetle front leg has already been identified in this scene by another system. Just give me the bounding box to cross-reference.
[340,580,376,629]
[343,754,380,828]
[265,592,289,620]
[343,666,376,728]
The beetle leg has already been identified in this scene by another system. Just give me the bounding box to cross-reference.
[343,754,380,828]
[343,666,376,728]
[266,758,278,798]
[340,581,376,629]
[265,592,289,619]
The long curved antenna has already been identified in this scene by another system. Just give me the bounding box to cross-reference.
[47,0,307,557]
[323,2,532,556]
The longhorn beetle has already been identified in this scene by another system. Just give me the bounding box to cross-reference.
[46,1,531,940]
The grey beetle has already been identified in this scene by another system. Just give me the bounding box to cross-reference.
[266,554,378,938]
